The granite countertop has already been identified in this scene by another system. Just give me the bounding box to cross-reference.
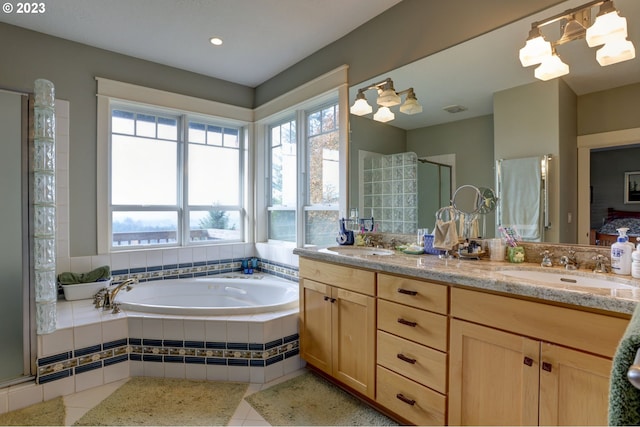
[293,247,640,316]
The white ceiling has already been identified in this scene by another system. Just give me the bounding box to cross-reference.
[350,0,640,129]
[0,0,401,87]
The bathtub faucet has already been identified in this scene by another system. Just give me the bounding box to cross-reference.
[94,278,137,313]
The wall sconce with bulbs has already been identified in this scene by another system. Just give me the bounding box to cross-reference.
[350,77,422,123]
[519,0,635,81]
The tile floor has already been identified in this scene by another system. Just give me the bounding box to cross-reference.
[63,368,308,426]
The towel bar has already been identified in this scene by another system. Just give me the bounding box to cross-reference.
[628,348,640,390]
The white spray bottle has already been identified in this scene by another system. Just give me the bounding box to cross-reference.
[632,237,640,279]
[611,227,632,275]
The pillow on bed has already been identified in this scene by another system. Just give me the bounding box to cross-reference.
[599,217,640,237]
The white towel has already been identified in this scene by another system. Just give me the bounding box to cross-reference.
[433,219,459,250]
[499,157,542,241]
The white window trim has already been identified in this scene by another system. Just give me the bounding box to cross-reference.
[255,66,349,247]
[96,78,253,254]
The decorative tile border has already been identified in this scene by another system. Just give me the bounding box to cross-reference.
[37,334,300,384]
[37,339,129,384]
[110,258,298,284]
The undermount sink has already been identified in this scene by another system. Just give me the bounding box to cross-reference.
[320,246,395,256]
[500,269,636,290]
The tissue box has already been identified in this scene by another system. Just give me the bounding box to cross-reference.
[61,279,112,301]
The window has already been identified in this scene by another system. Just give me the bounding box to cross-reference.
[109,104,244,249]
[268,119,297,242]
[305,103,340,246]
[267,102,340,246]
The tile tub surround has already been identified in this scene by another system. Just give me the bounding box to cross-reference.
[35,273,302,404]
[294,246,640,315]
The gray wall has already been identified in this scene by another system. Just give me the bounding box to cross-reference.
[0,0,572,256]
[578,82,640,135]
[349,115,406,209]
[0,23,253,256]
[257,0,565,105]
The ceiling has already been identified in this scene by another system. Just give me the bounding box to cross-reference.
[350,0,640,129]
[0,0,401,87]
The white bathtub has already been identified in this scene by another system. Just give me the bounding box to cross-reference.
[114,275,299,315]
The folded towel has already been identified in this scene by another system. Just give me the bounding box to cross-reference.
[609,304,640,426]
[57,265,111,285]
[433,219,458,250]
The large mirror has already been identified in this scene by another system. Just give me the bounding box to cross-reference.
[348,0,640,244]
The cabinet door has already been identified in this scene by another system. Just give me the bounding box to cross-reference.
[539,343,612,426]
[332,287,376,398]
[449,319,539,426]
[300,279,332,374]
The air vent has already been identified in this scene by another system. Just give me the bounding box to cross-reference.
[443,105,468,114]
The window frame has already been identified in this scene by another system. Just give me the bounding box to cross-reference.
[96,78,253,254]
[262,91,347,248]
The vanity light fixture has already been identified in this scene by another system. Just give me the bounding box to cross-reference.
[350,77,422,123]
[519,0,635,80]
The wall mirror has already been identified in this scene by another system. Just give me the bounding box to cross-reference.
[348,0,640,244]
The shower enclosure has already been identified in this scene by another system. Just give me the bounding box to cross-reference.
[0,89,35,386]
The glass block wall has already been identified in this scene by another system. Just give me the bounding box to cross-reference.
[362,152,417,233]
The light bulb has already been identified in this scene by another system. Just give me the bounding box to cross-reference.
[534,53,569,81]
[586,9,628,47]
[373,107,395,123]
[350,98,373,116]
[596,38,636,66]
[519,35,552,66]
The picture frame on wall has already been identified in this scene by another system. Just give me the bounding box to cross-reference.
[624,171,640,204]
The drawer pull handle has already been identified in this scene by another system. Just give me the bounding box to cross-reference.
[542,362,552,372]
[397,318,417,327]
[397,353,417,364]
[396,393,416,406]
[397,288,418,296]
[523,356,533,366]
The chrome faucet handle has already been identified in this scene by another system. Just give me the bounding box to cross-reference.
[540,250,553,267]
[592,254,609,273]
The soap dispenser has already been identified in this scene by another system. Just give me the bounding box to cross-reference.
[611,227,632,275]
[632,238,640,279]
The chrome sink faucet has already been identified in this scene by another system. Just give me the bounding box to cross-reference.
[592,254,609,273]
[559,249,578,270]
[540,250,553,267]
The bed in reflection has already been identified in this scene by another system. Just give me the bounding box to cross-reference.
[590,208,640,246]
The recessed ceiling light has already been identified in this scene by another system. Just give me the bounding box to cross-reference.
[209,37,223,46]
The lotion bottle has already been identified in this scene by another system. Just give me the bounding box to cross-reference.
[632,238,640,279]
[611,228,632,275]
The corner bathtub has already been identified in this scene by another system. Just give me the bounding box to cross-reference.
[114,276,299,315]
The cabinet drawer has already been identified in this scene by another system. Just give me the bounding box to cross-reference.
[376,365,446,426]
[378,274,448,314]
[451,287,629,358]
[377,330,446,394]
[299,258,375,296]
[378,300,448,351]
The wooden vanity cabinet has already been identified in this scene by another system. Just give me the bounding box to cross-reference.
[298,258,376,398]
[449,287,630,426]
[375,273,449,425]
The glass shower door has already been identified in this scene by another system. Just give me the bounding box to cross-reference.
[0,89,32,384]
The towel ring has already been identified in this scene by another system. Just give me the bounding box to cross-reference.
[436,206,458,222]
